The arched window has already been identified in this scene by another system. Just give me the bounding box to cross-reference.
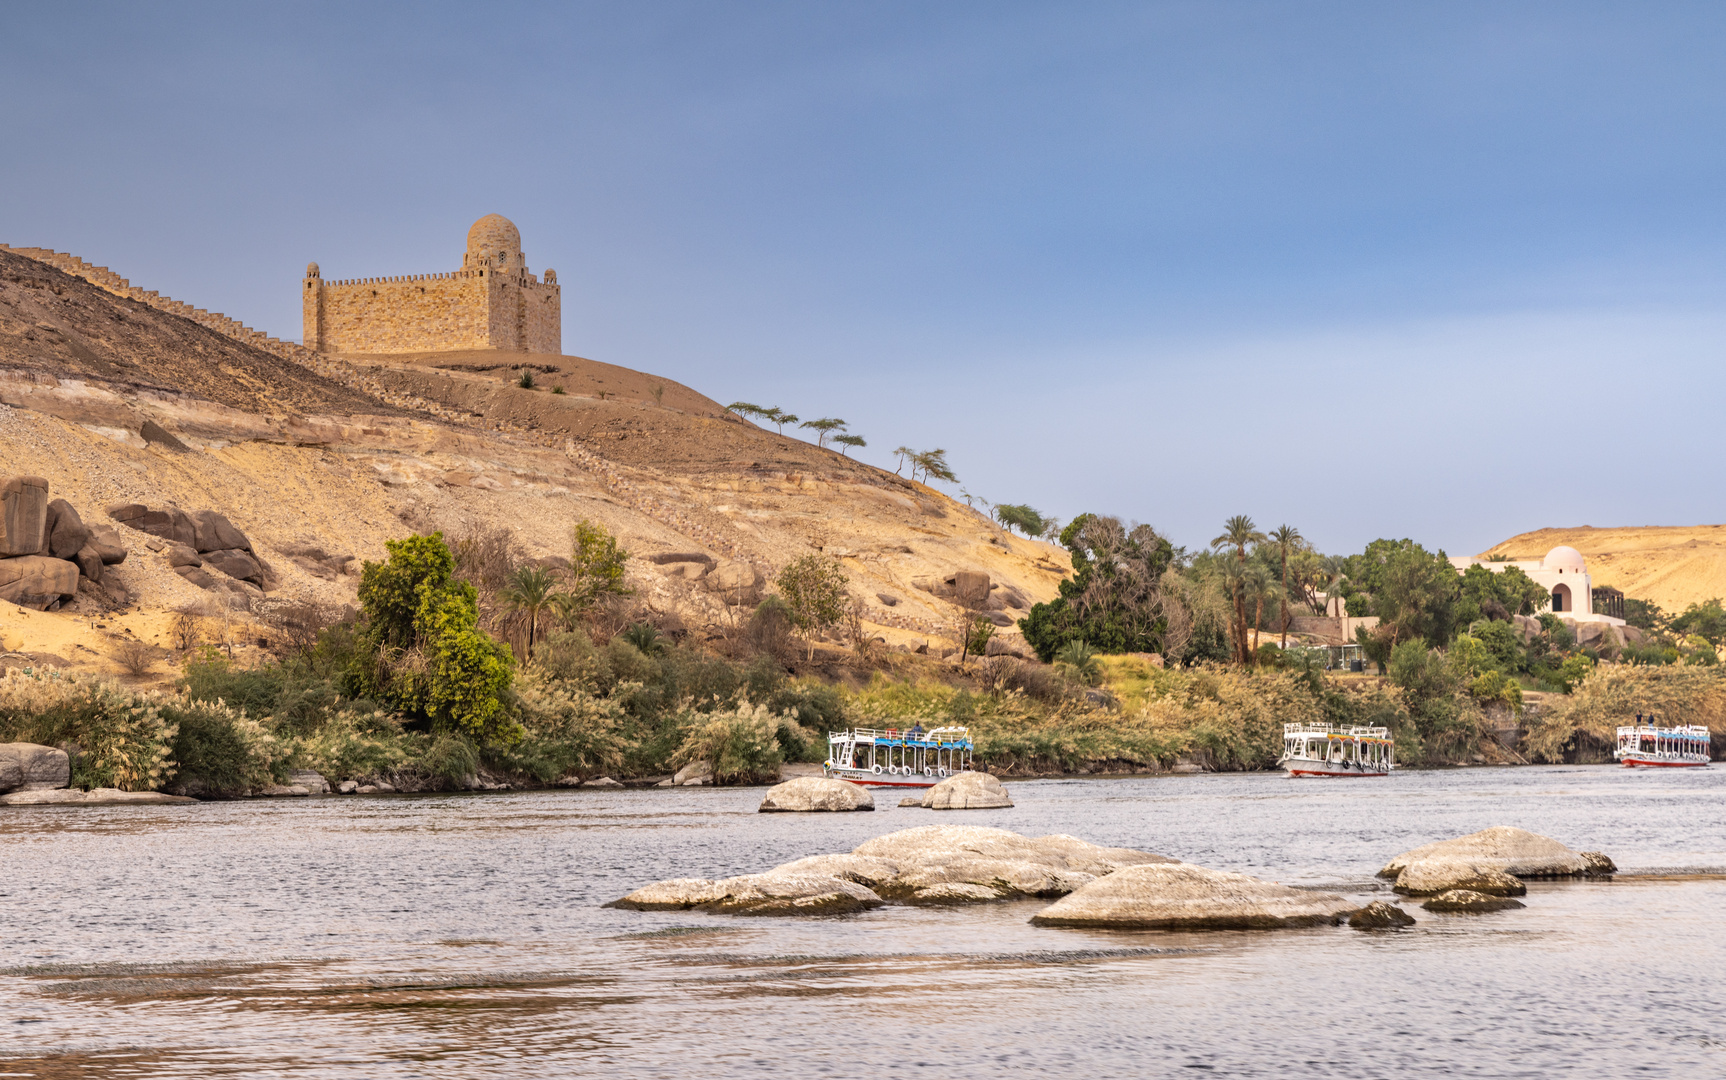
[1552,583,1572,612]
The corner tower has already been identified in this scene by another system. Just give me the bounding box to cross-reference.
[302,215,561,355]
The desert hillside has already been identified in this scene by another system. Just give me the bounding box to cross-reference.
[1481,524,1726,614]
[0,247,1068,672]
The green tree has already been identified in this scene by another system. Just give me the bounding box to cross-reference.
[1053,640,1102,686]
[772,412,799,434]
[499,565,561,661]
[351,533,518,744]
[1346,539,1460,648]
[799,417,847,448]
[1456,563,1549,626]
[726,402,775,424]
[833,433,866,456]
[1211,515,1267,665]
[892,445,915,475]
[911,448,957,485]
[993,503,1048,537]
[1670,599,1726,645]
[962,614,996,664]
[1622,598,1666,632]
[560,519,632,616]
[775,555,849,659]
[1019,514,1177,661]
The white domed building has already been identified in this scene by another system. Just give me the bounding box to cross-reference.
[1449,545,1625,626]
[303,214,561,355]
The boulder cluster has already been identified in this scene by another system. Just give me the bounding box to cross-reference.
[108,502,271,599]
[0,476,128,609]
[1379,826,1616,896]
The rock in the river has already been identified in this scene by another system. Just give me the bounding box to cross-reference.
[0,555,79,610]
[0,742,71,792]
[1580,852,1617,876]
[758,776,874,812]
[336,780,359,794]
[1393,863,1527,897]
[1381,827,1593,895]
[1030,863,1358,930]
[673,760,712,786]
[920,770,1012,810]
[899,796,922,807]
[609,872,885,916]
[583,776,625,788]
[1421,889,1527,914]
[42,499,92,560]
[288,769,330,794]
[0,787,195,806]
[0,477,49,557]
[611,825,1177,915]
[1348,901,1416,929]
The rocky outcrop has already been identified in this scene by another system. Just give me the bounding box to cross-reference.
[670,760,712,787]
[113,502,269,594]
[1421,889,1527,913]
[919,770,1013,810]
[1029,863,1358,930]
[0,555,79,610]
[0,476,48,556]
[610,825,1177,915]
[758,776,875,812]
[1580,852,1617,876]
[0,787,196,806]
[0,742,71,792]
[1348,901,1416,929]
[704,560,764,605]
[1380,827,1600,896]
[43,499,92,559]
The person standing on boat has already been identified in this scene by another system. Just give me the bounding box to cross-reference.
[908,722,925,739]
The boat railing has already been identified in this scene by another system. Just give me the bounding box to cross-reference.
[1282,722,1391,739]
[830,725,973,746]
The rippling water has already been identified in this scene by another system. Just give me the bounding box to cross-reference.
[2,766,1723,1078]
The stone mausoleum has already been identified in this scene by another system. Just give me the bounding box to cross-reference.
[303,214,560,355]
[1449,546,1626,627]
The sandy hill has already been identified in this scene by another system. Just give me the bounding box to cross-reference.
[0,247,1067,673]
[1481,525,1726,614]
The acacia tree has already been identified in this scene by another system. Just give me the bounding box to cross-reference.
[726,402,773,423]
[893,445,915,474]
[775,555,849,660]
[799,417,847,447]
[1211,515,1267,664]
[912,449,957,485]
[1271,524,1303,646]
[834,433,866,456]
[994,503,1047,537]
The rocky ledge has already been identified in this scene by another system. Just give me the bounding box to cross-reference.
[0,787,195,806]
[1380,826,1615,896]
[608,824,1178,914]
[917,771,1012,810]
[1029,863,1358,930]
[1421,889,1527,914]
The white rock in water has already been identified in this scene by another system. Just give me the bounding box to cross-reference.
[1421,889,1527,913]
[1379,826,1592,882]
[758,776,874,813]
[609,872,884,916]
[582,776,626,788]
[919,771,1012,810]
[673,760,712,786]
[1393,862,1526,897]
[0,787,195,806]
[1030,862,1357,930]
[609,824,1177,915]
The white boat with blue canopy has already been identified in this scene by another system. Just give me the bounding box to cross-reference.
[824,725,974,789]
[1279,721,1394,778]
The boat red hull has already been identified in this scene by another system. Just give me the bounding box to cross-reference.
[1620,757,1709,768]
[1285,768,1389,778]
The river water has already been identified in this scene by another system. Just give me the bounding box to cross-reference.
[2,766,1723,1078]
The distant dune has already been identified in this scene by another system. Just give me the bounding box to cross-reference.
[1480,525,1726,614]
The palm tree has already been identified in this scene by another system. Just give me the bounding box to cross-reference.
[1210,515,1266,665]
[1271,524,1303,647]
[1243,563,1275,659]
[499,564,562,661]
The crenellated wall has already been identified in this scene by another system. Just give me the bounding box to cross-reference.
[304,216,562,355]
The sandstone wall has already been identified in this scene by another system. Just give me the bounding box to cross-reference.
[307,270,560,355]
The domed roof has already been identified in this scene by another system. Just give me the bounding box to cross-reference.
[465,214,523,269]
[1542,545,1586,573]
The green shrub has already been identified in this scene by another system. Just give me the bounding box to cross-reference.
[0,670,177,791]
[164,700,282,796]
[296,707,413,782]
[670,702,789,784]
[494,673,629,781]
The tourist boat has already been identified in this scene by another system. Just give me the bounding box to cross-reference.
[1278,722,1394,777]
[824,725,974,788]
[1615,722,1712,767]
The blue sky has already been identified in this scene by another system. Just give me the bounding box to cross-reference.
[4,2,1724,556]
